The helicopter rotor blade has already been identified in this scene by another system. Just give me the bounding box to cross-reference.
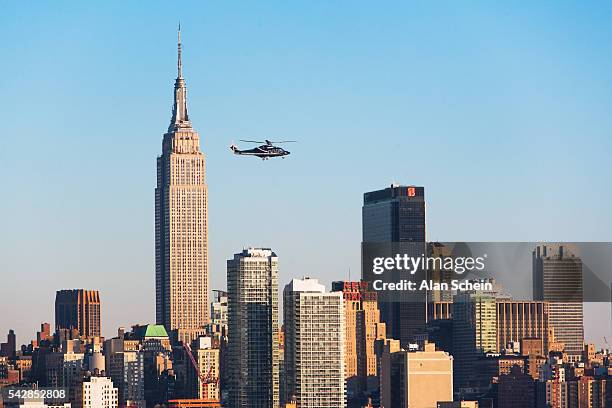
[239,139,266,144]
[271,140,298,144]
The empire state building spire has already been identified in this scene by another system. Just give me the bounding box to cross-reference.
[177,22,183,79]
[169,24,191,132]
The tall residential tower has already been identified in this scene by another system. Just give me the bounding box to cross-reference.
[227,248,280,408]
[155,28,209,344]
[284,278,345,408]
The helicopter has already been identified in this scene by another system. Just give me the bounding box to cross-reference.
[230,139,296,160]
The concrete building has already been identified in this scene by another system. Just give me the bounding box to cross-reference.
[496,301,550,354]
[452,288,502,391]
[0,329,16,358]
[207,291,228,392]
[380,341,453,408]
[155,27,210,345]
[187,336,220,402]
[428,242,454,302]
[81,376,118,408]
[284,278,345,408]
[210,291,227,334]
[227,248,279,408]
[18,400,71,408]
[332,281,386,400]
[533,244,584,360]
[497,366,536,408]
[37,323,52,345]
[54,290,101,339]
[362,185,427,346]
[105,349,145,408]
[43,341,86,407]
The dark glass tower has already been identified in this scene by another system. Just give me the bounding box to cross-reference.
[362,185,425,242]
[362,185,426,346]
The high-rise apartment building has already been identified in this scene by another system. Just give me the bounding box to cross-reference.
[362,185,427,346]
[452,283,510,391]
[155,28,209,345]
[380,341,453,408]
[227,248,279,408]
[496,301,550,354]
[55,290,101,339]
[331,281,386,399]
[532,244,584,360]
[105,349,145,408]
[284,278,345,408]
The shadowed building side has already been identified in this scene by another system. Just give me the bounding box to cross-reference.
[54,289,101,339]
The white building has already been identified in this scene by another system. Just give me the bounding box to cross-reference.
[283,277,345,408]
[82,377,118,408]
[20,400,71,408]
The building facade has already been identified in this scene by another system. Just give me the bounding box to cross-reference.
[82,376,118,408]
[496,301,550,354]
[187,336,220,402]
[227,248,279,408]
[55,290,101,339]
[532,244,584,360]
[284,278,345,408]
[380,342,453,408]
[331,281,386,400]
[155,28,209,345]
[105,349,145,408]
[362,184,427,346]
[453,286,508,391]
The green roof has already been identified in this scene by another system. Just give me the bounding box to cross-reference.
[134,324,168,338]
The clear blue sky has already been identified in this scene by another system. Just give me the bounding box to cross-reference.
[1,2,611,347]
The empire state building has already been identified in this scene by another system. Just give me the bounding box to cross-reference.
[156,28,209,344]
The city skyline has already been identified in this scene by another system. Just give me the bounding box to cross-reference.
[2,2,612,348]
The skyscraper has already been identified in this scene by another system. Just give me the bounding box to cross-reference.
[362,185,425,243]
[331,281,386,400]
[55,289,101,339]
[284,278,345,408]
[155,27,209,345]
[532,244,584,360]
[452,282,510,392]
[362,184,426,346]
[227,248,280,408]
[496,300,551,354]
